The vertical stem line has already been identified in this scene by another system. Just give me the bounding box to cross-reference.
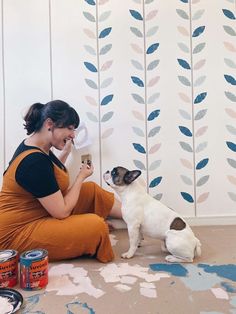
[1,0,6,168]
[48,0,53,100]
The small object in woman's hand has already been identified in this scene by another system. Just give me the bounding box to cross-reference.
[81,154,92,167]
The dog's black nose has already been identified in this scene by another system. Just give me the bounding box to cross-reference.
[105,170,109,174]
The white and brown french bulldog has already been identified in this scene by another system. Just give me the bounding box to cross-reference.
[103,166,201,263]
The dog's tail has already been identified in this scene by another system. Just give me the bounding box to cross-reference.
[194,238,201,257]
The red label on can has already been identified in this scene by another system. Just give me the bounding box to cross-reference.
[0,251,18,288]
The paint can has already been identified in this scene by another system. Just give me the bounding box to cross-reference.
[20,249,48,290]
[0,250,18,288]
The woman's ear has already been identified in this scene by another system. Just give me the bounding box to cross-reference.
[44,118,54,131]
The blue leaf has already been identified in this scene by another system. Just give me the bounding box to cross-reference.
[196,158,209,170]
[101,94,113,106]
[149,177,162,188]
[179,126,192,137]
[192,26,205,37]
[194,92,207,104]
[227,141,236,152]
[180,0,188,2]
[148,110,160,121]
[133,143,146,154]
[224,75,236,85]
[177,58,191,69]
[181,192,194,203]
[84,62,97,73]
[146,43,159,54]
[99,27,112,38]
[129,9,143,20]
[222,9,236,20]
[131,76,144,87]
[85,0,96,5]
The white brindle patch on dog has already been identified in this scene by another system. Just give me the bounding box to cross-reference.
[103,166,201,263]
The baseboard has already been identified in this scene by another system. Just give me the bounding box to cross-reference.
[185,215,236,226]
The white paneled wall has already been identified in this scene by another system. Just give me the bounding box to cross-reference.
[0,0,236,224]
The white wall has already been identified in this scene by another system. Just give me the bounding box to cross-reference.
[0,0,236,224]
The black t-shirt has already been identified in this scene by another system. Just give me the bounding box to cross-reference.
[6,141,67,198]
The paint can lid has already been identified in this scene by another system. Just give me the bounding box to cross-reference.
[0,250,18,262]
[0,288,23,313]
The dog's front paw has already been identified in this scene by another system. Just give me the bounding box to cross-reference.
[121,251,134,259]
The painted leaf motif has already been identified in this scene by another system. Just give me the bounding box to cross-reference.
[146,43,159,54]
[177,59,191,69]
[83,28,96,39]
[84,62,97,72]
[180,158,193,169]
[192,9,204,20]
[85,96,97,106]
[101,77,113,89]
[148,110,160,121]
[148,126,161,137]
[154,193,163,201]
[196,158,209,170]
[195,142,207,153]
[132,93,145,104]
[85,0,95,4]
[101,111,114,122]
[177,26,189,36]
[178,43,190,53]
[131,76,144,87]
[194,59,206,70]
[224,58,236,68]
[149,143,161,154]
[196,126,208,137]
[131,60,143,70]
[228,192,236,202]
[100,44,112,55]
[226,125,236,135]
[180,0,188,3]
[179,92,191,103]
[99,0,109,5]
[147,60,160,71]
[197,192,209,203]
[99,11,111,22]
[132,110,145,121]
[145,0,154,3]
[133,143,146,154]
[226,141,236,152]
[100,60,113,71]
[131,43,143,54]
[86,112,98,122]
[179,126,192,137]
[132,127,145,137]
[225,91,236,102]
[223,25,236,36]
[178,76,191,86]
[146,10,158,20]
[83,12,96,22]
[224,42,236,52]
[149,160,161,171]
[222,9,235,20]
[194,92,207,104]
[99,27,112,38]
[181,192,194,203]
[146,26,159,37]
[84,45,96,55]
[193,43,206,54]
[179,142,193,152]
[85,79,98,89]
[130,27,143,37]
[179,109,191,120]
[176,9,189,19]
[102,128,113,138]
[224,75,236,85]
[227,158,236,168]
[148,93,160,104]
[101,95,113,106]
[225,108,236,118]
[194,76,206,87]
[195,109,207,120]
[180,175,193,185]
[227,175,236,186]
[148,76,160,87]
[133,160,146,170]
[129,9,143,20]
[192,26,205,37]
[197,175,209,187]
[149,177,162,188]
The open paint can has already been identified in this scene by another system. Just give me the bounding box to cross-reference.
[0,250,18,288]
[20,249,48,290]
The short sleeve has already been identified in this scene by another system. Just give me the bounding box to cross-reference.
[15,152,60,198]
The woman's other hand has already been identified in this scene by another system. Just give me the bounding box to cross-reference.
[78,162,94,180]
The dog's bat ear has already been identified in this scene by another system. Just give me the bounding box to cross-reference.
[124,170,141,184]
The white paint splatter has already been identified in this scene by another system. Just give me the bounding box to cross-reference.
[120,276,137,285]
[109,234,118,246]
[47,264,104,298]
[211,288,229,300]
[0,296,14,314]
[140,282,155,289]
[140,287,157,298]
[115,284,132,292]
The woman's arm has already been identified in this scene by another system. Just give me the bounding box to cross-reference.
[38,162,94,219]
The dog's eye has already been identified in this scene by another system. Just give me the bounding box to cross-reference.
[111,169,117,176]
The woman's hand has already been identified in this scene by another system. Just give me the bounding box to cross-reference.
[77,162,94,181]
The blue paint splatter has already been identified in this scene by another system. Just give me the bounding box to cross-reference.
[149,263,188,277]
[66,301,95,314]
[198,264,236,282]
[221,281,236,293]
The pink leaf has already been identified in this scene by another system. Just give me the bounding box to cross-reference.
[131,43,143,54]
[227,175,236,186]
[197,192,209,203]
[83,28,95,39]
[146,10,158,21]
[100,60,113,71]
[132,110,144,121]
[85,96,97,106]
[225,108,236,119]
[179,92,191,103]
[102,128,113,139]
[99,0,109,4]
[195,126,208,137]
[192,0,200,3]
[148,76,160,87]
[194,59,206,70]
[224,42,236,53]
[180,158,193,169]
[149,143,161,154]
[177,26,189,36]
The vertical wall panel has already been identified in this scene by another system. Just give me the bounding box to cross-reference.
[0,1,4,187]
[4,0,51,163]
